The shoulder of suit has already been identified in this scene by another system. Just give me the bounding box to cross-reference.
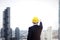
[29,26,32,29]
[29,26,34,29]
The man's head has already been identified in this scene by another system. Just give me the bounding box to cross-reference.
[32,16,39,24]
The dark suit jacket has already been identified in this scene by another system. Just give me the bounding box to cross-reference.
[27,22,43,40]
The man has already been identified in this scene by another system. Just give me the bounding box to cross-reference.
[27,16,43,40]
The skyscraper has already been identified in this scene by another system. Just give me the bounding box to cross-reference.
[58,0,60,40]
[15,27,20,40]
[3,7,10,29]
[47,27,52,40]
[1,7,12,40]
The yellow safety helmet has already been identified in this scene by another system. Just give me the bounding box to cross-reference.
[32,16,39,23]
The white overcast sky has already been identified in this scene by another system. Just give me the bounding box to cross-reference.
[0,0,59,30]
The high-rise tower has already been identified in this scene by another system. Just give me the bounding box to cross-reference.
[15,27,20,40]
[1,7,12,40]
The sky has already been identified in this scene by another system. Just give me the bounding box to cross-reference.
[0,0,59,30]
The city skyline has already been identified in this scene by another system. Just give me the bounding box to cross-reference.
[0,0,59,30]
